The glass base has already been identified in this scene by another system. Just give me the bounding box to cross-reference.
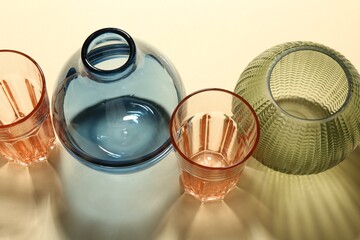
[181,171,238,202]
[7,141,56,167]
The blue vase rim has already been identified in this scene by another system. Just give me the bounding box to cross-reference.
[81,27,136,76]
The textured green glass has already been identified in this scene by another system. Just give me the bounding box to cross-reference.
[235,42,360,174]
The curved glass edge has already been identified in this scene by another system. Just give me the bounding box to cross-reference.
[81,27,137,80]
[62,140,173,174]
[266,43,353,123]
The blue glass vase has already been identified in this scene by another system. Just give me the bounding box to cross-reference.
[52,28,186,173]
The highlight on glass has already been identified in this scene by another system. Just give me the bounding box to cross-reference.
[0,50,56,166]
[170,88,260,202]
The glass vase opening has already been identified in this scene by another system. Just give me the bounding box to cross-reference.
[81,28,136,80]
[268,47,351,121]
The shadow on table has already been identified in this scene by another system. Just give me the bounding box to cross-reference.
[238,146,360,240]
[50,149,274,240]
[0,145,64,240]
[50,150,182,240]
[2,143,359,240]
[153,187,274,240]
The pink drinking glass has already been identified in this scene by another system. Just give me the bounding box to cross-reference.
[170,88,260,202]
[0,50,56,166]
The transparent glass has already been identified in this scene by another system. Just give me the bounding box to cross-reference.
[170,88,260,202]
[0,50,56,166]
[52,28,186,173]
[235,42,360,174]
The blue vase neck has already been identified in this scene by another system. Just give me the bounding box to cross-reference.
[81,27,137,82]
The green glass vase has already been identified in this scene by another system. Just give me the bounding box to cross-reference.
[235,41,360,174]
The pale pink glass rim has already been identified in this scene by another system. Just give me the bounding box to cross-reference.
[170,88,260,171]
[0,49,47,129]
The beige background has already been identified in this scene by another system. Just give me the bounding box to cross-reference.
[1,1,360,239]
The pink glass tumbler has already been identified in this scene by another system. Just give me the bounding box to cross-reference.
[170,88,260,202]
[0,50,56,166]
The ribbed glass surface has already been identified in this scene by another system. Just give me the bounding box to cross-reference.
[235,42,360,174]
[0,50,56,166]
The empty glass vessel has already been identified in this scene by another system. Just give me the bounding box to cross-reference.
[52,27,186,173]
[170,88,260,201]
[235,41,360,174]
[0,50,56,166]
